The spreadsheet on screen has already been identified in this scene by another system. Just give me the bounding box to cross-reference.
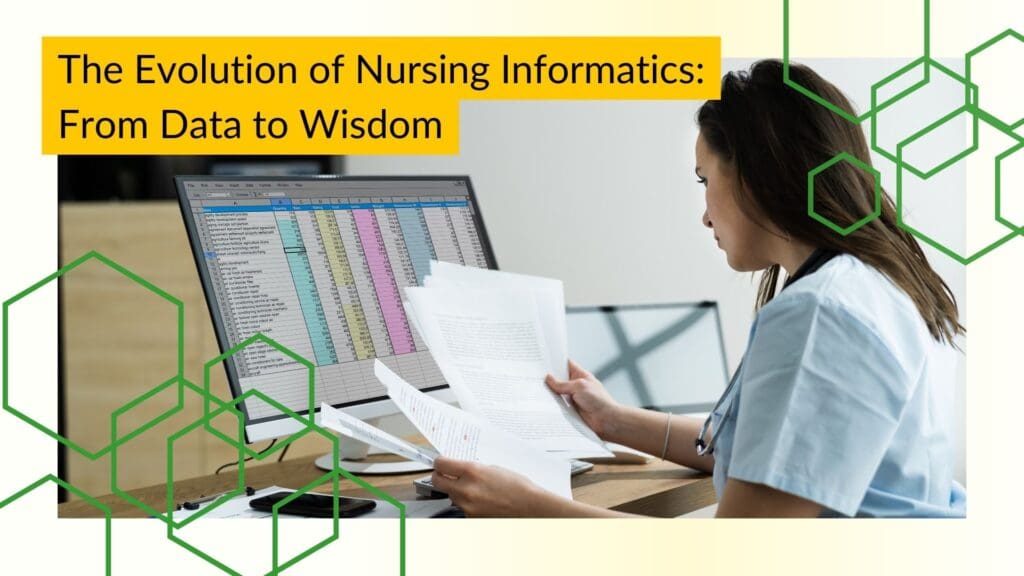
[179,177,494,423]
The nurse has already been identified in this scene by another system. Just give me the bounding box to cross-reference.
[429,59,967,517]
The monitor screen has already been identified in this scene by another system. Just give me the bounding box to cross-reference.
[566,302,729,414]
[177,175,497,440]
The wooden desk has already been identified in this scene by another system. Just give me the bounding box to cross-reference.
[58,452,715,518]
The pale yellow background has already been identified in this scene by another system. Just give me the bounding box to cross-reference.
[1,1,1022,575]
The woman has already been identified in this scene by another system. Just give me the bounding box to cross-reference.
[430,59,967,518]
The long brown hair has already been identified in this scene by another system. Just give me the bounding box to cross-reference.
[697,60,963,345]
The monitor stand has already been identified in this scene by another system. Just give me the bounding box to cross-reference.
[314,416,433,475]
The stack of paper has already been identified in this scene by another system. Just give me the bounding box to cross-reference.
[319,361,572,499]
[317,263,622,500]
[404,262,613,460]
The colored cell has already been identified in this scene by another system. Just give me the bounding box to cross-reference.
[353,209,416,355]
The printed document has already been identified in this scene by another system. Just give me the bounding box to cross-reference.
[427,260,569,379]
[319,403,439,467]
[376,360,572,499]
[404,281,612,459]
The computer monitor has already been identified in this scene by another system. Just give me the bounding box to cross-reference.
[565,302,729,414]
[176,175,498,471]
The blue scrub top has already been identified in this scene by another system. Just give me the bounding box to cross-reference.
[710,254,966,517]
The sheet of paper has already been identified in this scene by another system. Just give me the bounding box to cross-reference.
[404,284,612,459]
[318,403,439,467]
[375,360,572,499]
[429,260,569,379]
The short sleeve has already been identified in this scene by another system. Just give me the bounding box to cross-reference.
[727,292,916,516]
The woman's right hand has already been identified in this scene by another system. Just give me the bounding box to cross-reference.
[545,359,623,440]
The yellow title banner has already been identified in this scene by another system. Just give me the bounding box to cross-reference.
[42,36,720,154]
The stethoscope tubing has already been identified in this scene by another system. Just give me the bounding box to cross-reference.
[695,361,741,456]
[695,249,838,457]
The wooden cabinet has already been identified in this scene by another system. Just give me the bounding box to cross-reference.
[59,201,325,499]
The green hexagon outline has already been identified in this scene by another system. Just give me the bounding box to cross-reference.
[2,250,184,460]
[110,374,198,520]
[966,28,1024,130]
[164,448,344,576]
[165,389,248,528]
[164,385,408,576]
[267,464,409,576]
[0,475,112,575]
[994,139,1024,232]
[895,103,1024,264]
[162,386,324,575]
[0,252,409,575]
[108,375,249,524]
[269,469,341,575]
[109,370,354,576]
[783,0,931,125]
[782,1,1021,265]
[202,332,316,461]
[266,444,410,576]
[807,151,882,236]
[869,57,979,177]
[276,466,410,576]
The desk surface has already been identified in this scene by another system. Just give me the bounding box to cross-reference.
[59,452,715,518]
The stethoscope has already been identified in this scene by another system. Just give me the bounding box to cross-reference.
[694,361,741,456]
[694,248,838,457]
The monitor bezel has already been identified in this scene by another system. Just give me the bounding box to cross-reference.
[565,301,730,414]
[175,174,499,443]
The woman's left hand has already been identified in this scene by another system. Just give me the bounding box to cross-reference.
[430,456,559,517]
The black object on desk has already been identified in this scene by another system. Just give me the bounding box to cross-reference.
[249,491,377,518]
